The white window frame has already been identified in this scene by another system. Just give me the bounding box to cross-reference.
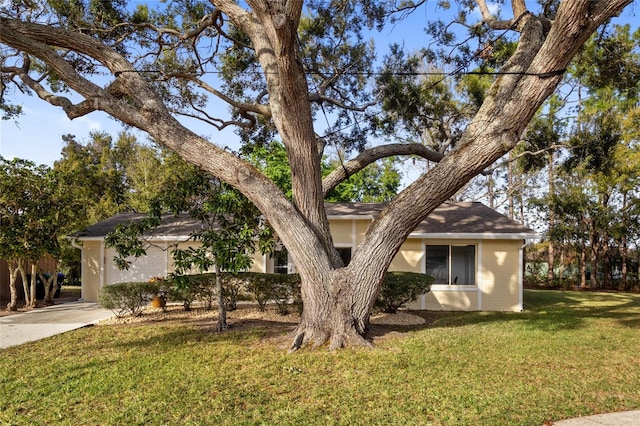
[425,243,478,286]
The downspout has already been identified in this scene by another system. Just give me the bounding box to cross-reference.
[518,239,529,312]
[70,238,85,301]
[477,241,483,311]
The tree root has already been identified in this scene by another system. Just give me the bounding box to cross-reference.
[288,324,373,352]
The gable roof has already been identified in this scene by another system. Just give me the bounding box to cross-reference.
[74,202,537,240]
[73,213,204,239]
[326,202,537,238]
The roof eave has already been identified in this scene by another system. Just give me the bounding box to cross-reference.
[409,232,539,240]
[74,235,194,242]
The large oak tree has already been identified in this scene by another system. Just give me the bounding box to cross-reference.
[0,0,633,349]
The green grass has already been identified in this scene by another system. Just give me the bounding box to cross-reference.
[1,290,639,425]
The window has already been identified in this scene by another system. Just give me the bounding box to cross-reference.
[270,246,351,273]
[336,247,352,266]
[426,244,476,285]
[272,248,289,274]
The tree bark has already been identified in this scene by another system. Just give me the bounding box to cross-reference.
[590,233,600,288]
[621,192,628,288]
[579,243,587,288]
[40,270,59,306]
[214,261,227,332]
[5,260,21,311]
[547,152,555,285]
[26,263,37,307]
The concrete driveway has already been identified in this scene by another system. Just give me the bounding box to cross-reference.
[0,301,114,349]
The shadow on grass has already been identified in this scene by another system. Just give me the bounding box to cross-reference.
[369,290,640,341]
[405,290,640,333]
[93,290,640,350]
[96,315,299,352]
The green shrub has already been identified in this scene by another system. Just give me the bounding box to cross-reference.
[221,274,248,311]
[243,272,300,314]
[167,274,208,311]
[168,273,250,311]
[98,281,161,318]
[374,272,433,314]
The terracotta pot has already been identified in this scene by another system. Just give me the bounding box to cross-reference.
[150,296,166,308]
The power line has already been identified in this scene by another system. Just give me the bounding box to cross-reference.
[113,68,566,78]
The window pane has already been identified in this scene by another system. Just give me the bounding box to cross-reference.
[451,245,476,285]
[426,245,449,284]
[272,249,289,274]
[337,247,352,266]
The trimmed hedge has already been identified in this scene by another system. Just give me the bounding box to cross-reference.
[99,271,432,318]
[98,281,162,318]
[167,274,215,311]
[242,273,301,314]
[374,272,433,313]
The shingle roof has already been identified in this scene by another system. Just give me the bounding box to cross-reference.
[75,202,536,239]
[73,213,206,239]
[325,202,535,235]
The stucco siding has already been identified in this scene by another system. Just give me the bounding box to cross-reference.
[390,239,423,272]
[81,241,102,303]
[329,221,353,245]
[249,251,267,273]
[480,240,522,311]
[417,289,479,311]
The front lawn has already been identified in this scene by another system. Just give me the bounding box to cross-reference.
[1,290,638,425]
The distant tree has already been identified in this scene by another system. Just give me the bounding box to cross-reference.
[54,131,131,222]
[246,140,401,202]
[0,158,49,309]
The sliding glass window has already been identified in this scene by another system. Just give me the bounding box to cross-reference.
[426,244,476,285]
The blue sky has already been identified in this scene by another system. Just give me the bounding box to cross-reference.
[1,1,637,168]
[0,1,484,166]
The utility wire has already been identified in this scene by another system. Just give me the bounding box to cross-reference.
[114,69,566,78]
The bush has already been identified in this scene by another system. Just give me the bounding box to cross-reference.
[374,272,433,314]
[167,274,212,311]
[168,273,250,311]
[98,281,161,318]
[221,274,248,311]
[243,272,300,314]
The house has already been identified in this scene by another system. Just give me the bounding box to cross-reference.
[73,202,538,311]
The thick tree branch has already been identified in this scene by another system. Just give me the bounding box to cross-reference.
[0,26,123,119]
[475,0,534,30]
[165,72,272,118]
[322,143,444,196]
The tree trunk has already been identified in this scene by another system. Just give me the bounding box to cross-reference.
[508,153,515,220]
[5,261,21,311]
[621,192,628,288]
[290,268,377,351]
[40,271,59,306]
[214,261,227,332]
[25,263,37,307]
[16,261,32,308]
[487,174,495,209]
[621,234,628,289]
[579,243,587,288]
[590,235,600,288]
[547,152,555,285]
[602,240,612,289]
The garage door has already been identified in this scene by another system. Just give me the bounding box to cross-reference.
[105,246,167,285]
